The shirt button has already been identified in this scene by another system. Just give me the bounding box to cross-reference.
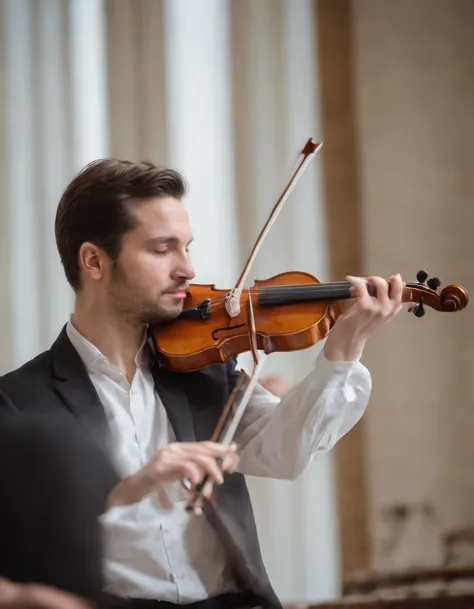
[169,573,175,583]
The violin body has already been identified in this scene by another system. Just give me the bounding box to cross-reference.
[151,270,469,373]
[153,272,337,372]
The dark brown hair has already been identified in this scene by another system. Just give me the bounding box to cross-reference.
[55,159,187,291]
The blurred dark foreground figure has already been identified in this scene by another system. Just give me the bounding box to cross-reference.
[0,412,116,609]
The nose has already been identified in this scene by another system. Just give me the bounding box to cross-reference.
[173,258,196,283]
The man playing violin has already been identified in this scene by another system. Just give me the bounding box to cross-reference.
[0,160,403,609]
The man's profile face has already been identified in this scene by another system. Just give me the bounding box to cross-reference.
[106,196,196,325]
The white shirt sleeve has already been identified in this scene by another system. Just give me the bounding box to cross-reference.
[233,347,372,480]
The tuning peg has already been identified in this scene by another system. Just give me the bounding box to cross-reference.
[408,295,425,318]
[413,303,425,317]
[409,302,425,318]
[416,270,428,284]
[427,277,441,291]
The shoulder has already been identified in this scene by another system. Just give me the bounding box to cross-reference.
[0,349,53,383]
[0,349,54,403]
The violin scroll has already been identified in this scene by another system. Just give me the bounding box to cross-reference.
[405,270,469,317]
[438,285,470,312]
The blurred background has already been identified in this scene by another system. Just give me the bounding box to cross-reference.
[1,0,474,606]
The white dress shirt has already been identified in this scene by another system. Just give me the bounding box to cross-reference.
[66,321,371,603]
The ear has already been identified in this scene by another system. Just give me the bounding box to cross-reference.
[78,242,109,282]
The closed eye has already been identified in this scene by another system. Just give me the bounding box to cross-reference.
[145,237,193,253]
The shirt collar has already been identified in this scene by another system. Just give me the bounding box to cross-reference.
[66,319,148,374]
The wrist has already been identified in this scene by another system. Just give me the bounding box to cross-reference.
[106,478,127,509]
[106,473,149,509]
[324,332,367,362]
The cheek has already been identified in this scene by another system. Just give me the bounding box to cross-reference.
[118,249,174,288]
[132,253,171,286]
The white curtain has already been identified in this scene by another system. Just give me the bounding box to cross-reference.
[0,0,109,369]
[162,0,241,287]
[1,0,340,602]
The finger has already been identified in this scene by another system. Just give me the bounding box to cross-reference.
[0,578,18,600]
[202,441,239,456]
[201,478,215,500]
[387,273,403,303]
[174,455,222,488]
[180,462,206,487]
[222,451,240,473]
[190,491,206,513]
[188,454,225,485]
[184,479,214,513]
[18,585,92,609]
[176,441,238,458]
[346,276,373,308]
[334,297,354,314]
[367,276,390,307]
[180,444,239,471]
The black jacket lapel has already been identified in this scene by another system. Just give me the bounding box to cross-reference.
[50,326,111,451]
[146,334,195,442]
[149,359,195,442]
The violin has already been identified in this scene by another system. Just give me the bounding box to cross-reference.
[151,138,469,373]
[152,269,469,373]
[149,137,469,512]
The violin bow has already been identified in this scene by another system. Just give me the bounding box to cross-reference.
[185,137,322,512]
[225,138,323,318]
[186,290,266,513]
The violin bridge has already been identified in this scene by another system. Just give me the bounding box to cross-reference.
[225,287,243,317]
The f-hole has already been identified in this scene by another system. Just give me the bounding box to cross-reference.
[212,324,246,341]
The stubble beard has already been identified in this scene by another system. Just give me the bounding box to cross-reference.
[108,266,182,327]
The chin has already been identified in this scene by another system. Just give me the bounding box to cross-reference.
[143,303,183,326]
[164,304,183,319]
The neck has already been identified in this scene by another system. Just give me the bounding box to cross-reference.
[258,281,356,306]
[71,293,146,382]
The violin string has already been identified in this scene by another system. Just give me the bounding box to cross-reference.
[197,278,416,310]
[191,281,419,315]
[205,293,350,311]
[189,282,351,305]
[192,282,353,310]
[200,294,342,313]
[198,293,352,316]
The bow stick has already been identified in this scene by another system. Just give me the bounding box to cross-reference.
[185,137,322,512]
[186,290,266,513]
[225,138,323,318]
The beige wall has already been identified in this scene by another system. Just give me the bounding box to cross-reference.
[352,0,474,570]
